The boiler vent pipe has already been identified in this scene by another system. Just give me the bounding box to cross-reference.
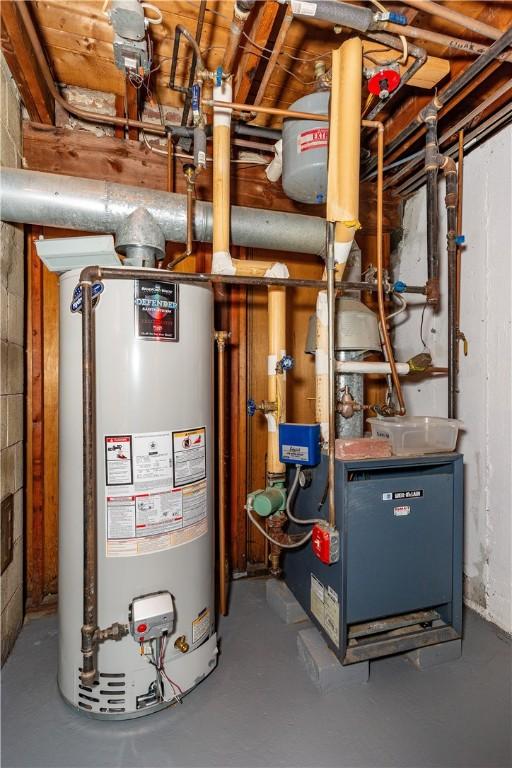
[0,168,327,257]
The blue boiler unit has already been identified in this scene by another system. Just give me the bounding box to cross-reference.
[284,453,463,664]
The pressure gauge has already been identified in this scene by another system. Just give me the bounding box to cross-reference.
[299,468,312,489]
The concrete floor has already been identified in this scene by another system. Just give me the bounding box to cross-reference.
[2,579,511,768]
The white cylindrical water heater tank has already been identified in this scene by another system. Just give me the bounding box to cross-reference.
[58,269,217,719]
[282,90,329,204]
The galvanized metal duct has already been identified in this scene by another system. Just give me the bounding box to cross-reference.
[0,168,327,256]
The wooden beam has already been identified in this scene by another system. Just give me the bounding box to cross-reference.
[23,122,400,233]
[0,1,54,124]
[26,231,45,610]
[234,1,284,105]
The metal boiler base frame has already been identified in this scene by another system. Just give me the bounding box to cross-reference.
[284,453,464,665]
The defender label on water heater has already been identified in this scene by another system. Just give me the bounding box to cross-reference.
[310,574,339,647]
[172,427,206,487]
[104,429,208,557]
[134,280,179,341]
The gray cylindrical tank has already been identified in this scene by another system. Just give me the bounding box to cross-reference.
[282,90,329,204]
[58,269,217,719]
[282,90,330,205]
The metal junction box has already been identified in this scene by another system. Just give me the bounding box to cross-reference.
[284,453,463,664]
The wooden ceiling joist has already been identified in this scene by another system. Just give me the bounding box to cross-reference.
[234,0,285,105]
[1,0,54,124]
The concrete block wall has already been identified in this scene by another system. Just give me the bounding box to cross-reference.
[393,125,512,634]
[1,53,25,664]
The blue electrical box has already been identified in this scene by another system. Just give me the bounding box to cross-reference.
[279,423,321,467]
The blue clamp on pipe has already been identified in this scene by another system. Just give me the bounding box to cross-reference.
[191,83,200,112]
[215,66,223,87]
[455,235,465,245]
[393,280,407,293]
[388,11,407,24]
[247,398,256,416]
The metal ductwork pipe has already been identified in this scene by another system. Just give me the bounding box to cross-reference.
[0,168,327,256]
[289,0,375,32]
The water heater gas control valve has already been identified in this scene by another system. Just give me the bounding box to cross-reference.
[129,591,175,643]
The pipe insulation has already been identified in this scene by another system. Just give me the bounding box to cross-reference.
[0,168,327,256]
[290,0,374,32]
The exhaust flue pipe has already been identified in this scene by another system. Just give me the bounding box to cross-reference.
[0,168,327,256]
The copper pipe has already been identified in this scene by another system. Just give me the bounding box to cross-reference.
[400,0,504,42]
[205,100,329,122]
[18,1,167,137]
[215,331,230,616]
[168,167,196,270]
[384,22,512,64]
[368,120,407,415]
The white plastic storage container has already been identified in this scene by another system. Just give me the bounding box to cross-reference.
[367,416,462,456]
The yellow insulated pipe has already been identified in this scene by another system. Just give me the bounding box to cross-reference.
[327,37,363,271]
[267,286,287,475]
[317,38,363,445]
[212,79,233,270]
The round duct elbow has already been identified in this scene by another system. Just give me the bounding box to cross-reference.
[335,298,381,353]
[115,207,165,267]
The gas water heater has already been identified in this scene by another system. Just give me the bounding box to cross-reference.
[58,269,217,719]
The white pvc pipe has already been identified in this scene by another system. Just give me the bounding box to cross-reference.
[336,361,410,375]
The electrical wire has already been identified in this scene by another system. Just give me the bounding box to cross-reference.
[420,303,429,350]
[145,636,183,704]
[285,466,324,526]
[385,292,407,322]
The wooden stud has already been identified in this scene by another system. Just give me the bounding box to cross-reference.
[1,1,55,124]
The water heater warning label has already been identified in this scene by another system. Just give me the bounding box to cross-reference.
[104,429,207,557]
[172,427,206,487]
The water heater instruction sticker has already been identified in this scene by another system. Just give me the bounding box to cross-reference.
[134,280,179,341]
[104,429,207,557]
[310,573,340,647]
[172,427,206,487]
[105,436,133,486]
[132,432,172,490]
[192,607,210,645]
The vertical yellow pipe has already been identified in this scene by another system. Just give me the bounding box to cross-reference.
[327,37,363,272]
[317,37,363,446]
[212,80,233,274]
[267,286,287,475]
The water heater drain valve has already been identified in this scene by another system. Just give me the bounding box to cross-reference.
[312,522,340,565]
